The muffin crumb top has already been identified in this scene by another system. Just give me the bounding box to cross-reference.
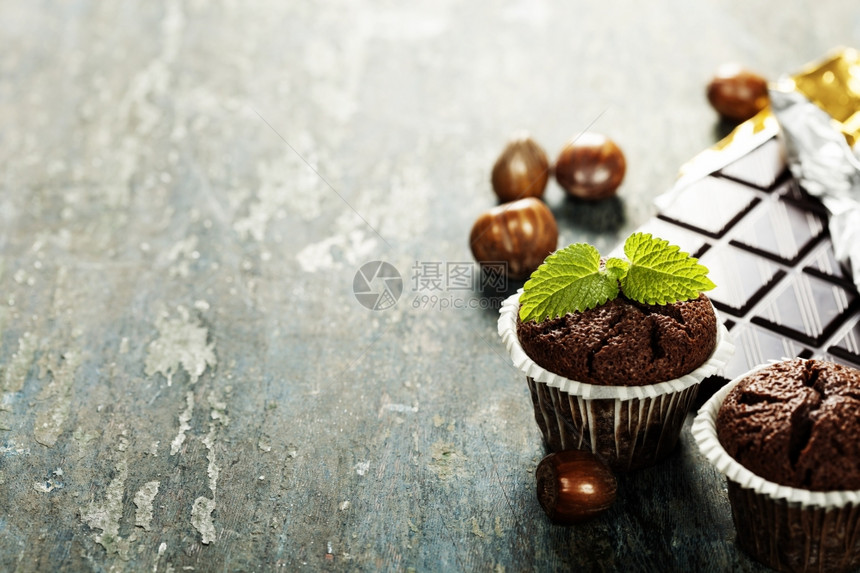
[516,293,717,386]
[717,359,860,491]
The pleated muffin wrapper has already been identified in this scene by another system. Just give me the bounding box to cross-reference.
[498,290,734,473]
[693,364,860,573]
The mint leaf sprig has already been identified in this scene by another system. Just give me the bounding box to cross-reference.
[518,233,715,323]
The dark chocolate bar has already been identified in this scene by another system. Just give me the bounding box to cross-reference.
[642,137,860,379]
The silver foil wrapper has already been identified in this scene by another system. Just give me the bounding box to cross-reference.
[770,82,860,293]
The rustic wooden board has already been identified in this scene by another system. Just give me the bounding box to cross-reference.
[1,1,857,571]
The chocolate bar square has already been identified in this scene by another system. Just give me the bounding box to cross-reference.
[698,244,785,317]
[658,177,759,238]
[716,138,787,190]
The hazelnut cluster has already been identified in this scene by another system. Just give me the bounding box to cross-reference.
[470,132,627,280]
[489,132,627,204]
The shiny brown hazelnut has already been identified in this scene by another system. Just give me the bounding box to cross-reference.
[491,135,550,202]
[536,450,617,525]
[555,132,626,201]
[469,197,558,281]
[706,63,769,122]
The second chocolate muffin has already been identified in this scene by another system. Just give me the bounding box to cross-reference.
[717,358,860,491]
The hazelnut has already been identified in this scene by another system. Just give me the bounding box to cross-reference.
[555,132,626,201]
[536,450,617,525]
[469,197,557,281]
[491,135,550,203]
[706,64,769,122]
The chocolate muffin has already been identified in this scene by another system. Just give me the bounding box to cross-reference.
[516,293,717,386]
[501,288,732,471]
[717,358,860,491]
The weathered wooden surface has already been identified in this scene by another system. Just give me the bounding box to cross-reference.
[1,2,858,571]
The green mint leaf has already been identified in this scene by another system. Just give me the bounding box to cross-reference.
[620,232,716,305]
[518,243,619,322]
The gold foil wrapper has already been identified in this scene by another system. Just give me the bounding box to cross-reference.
[792,47,860,146]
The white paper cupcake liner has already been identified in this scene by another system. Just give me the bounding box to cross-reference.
[525,375,702,471]
[693,361,860,572]
[499,290,734,471]
[692,362,860,508]
[498,291,735,401]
